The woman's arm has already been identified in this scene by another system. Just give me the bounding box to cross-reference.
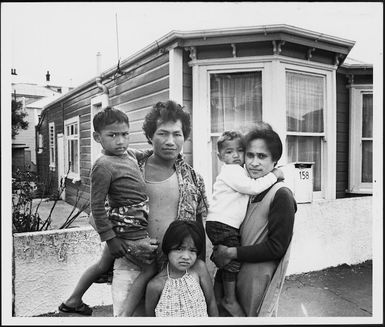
[195,260,219,317]
[213,188,296,266]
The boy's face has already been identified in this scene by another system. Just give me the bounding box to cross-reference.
[93,122,130,156]
[217,138,244,165]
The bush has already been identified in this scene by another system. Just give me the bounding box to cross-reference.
[12,169,89,233]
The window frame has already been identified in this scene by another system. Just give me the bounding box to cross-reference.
[348,84,373,194]
[191,56,336,200]
[64,116,80,180]
[48,122,56,170]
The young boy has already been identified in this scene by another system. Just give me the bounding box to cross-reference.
[205,130,284,317]
[60,107,156,317]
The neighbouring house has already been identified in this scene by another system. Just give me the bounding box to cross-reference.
[36,24,373,210]
[12,74,73,173]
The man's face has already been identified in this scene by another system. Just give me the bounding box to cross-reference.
[245,138,275,179]
[150,119,184,161]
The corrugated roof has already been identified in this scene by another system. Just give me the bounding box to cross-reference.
[341,57,372,68]
[11,83,61,97]
[26,93,64,109]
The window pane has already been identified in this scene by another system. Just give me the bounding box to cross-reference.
[287,136,321,191]
[286,72,324,133]
[362,94,373,138]
[210,71,262,133]
[361,140,372,183]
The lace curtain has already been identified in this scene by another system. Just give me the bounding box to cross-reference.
[210,71,262,181]
[286,72,324,191]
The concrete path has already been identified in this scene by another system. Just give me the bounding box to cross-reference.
[39,260,372,318]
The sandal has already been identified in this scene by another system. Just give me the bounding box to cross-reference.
[58,302,93,316]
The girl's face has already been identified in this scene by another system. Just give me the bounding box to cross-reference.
[168,235,198,276]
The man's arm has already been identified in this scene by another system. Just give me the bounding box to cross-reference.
[195,260,219,317]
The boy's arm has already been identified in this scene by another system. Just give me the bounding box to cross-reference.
[195,260,219,317]
[220,164,277,195]
[91,164,116,242]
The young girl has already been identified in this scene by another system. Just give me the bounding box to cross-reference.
[145,221,218,317]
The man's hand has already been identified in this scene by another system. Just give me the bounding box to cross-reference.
[211,244,232,268]
[106,237,128,258]
[126,237,159,264]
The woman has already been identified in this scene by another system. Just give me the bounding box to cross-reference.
[212,122,297,317]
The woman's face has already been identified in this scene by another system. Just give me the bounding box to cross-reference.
[245,138,276,179]
[168,235,198,276]
[150,119,184,162]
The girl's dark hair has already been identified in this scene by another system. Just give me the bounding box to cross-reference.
[162,220,205,257]
[142,100,191,144]
[244,121,282,164]
[93,106,129,133]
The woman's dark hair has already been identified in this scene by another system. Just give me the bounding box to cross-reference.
[93,106,129,133]
[243,121,283,164]
[142,100,191,144]
[162,220,205,257]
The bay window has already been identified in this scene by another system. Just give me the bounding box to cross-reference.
[192,57,336,200]
[349,86,373,193]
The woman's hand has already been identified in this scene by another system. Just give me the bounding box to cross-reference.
[211,244,236,268]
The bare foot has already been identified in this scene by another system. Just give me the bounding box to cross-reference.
[220,298,245,317]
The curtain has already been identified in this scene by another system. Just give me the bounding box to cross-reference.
[210,71,262,181]
[286,72,324,192]
[210,72,262,133]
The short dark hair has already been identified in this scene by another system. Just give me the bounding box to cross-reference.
[93,107,129,133]
[162,220,205,257]
[244,122,282,164]
[217,130,244,152]
[142,100,191,144]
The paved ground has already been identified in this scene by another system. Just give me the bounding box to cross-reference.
[31,200,373,318]
[38,260,372,318]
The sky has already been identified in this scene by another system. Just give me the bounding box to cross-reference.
[2,2,383,87]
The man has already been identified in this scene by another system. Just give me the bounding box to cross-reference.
[112,100,208,316]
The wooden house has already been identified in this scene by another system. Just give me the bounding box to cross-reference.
[36,24,373,211]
